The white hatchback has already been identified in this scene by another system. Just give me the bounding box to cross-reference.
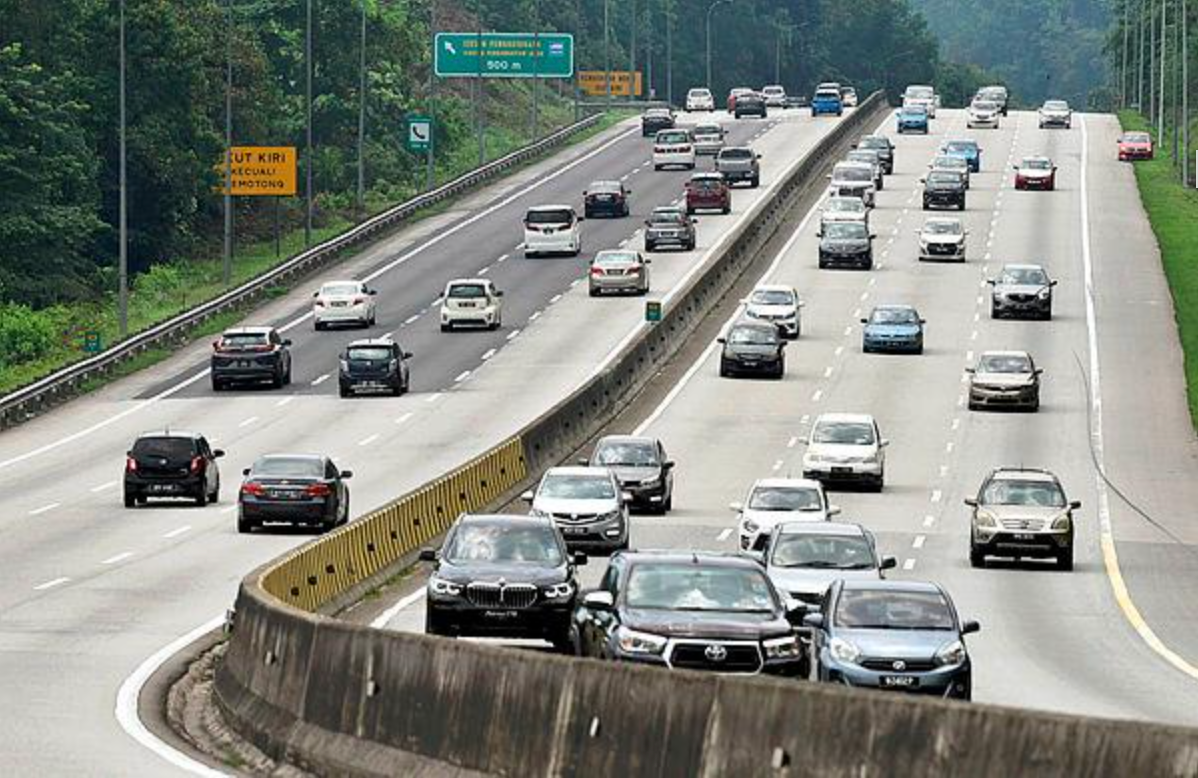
[731,478,839,557]
[652,128,696,171]
[439,278,503,331]
[523,205,583,258]
[761,85,787,107]
[686,87,715,112]
[313,280,377,330]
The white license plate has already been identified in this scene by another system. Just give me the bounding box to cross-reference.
[881,675,917,688]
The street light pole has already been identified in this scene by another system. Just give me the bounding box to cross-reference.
[531,0,539,141]
[223,0,233,285]
[357,0,366,218]
[665,0,673,106]
[1183,0,1190,186]
[118,0,128,338]
[706,0,731,91]
[604,0,611,108]
[305,0,313,247]
[1159,0,1167,142]
[1122,0,1131,107]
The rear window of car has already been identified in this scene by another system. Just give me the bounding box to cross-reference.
[594,251,638,266]
[251,456,325,478]
[319,282,360,296]
[945,142,976,153]
[346,346,393,361]
[694,125,722,136]
[649,211,685,225]
[219,332,270,348]
[132,436,196,459]
[526,208,573,225]
[720,148,753,160]
[657,130,690,144]
[815,90,840,100]
[589,181,622,194]
[689,177,723,190]
[448,283,488,298]
[927,171,962,185]
[833,165,872,182]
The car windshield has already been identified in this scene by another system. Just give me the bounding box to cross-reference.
[826,199,865,214]
[999,267,1048,285]
[835,589,956,630]
[720,148,753,160]
[538,474,616,500]
[594,441,659,467]
[748,486,823,511]
[834,166,872,182]
[823,222,867,239]
[927,171,961,185]
[978,354,1031,373]
[657,130,689,144]
[906,87,934,99]
[924,220,962,235]
[219,332,270,348]
[625,564,777,612]
[870,308,919,325]
[320,282,360,296]
[901,106,927,116]
[646,109,670,118]
[859,137,888,150]
[649,211,685,225]
[595,251,638,266]
[981,87,1006,99]
[750,289,795,306]
[771,534,875,569]
[444,523,563,565]
[1022,158,1052,170]
[526,209,572,224]
[848,152,877,164]
[252,456,324,478]
[132,436,196,459]
[812,422,875,446]
[1125,132,1151,143]
[981,478,1066,507]
[694,125,721,136]
[933,156,965,169]
[689,89,710,98]
[728,326,778,345]
[447,283,487,298]
[346,346,393,361]
[945,142,976,154]
[1044,101,1069,110]
[589,181,621,193]
[973,101,998,111]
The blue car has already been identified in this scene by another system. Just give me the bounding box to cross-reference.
[811,88,844,116]
[942,139,981,172]
[896,105,929,134]
[861,304,925,354]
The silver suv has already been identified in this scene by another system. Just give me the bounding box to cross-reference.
[966,468,1080,570]
[522,466,630,552]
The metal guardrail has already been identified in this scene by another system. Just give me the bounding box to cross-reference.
[0,113,606,430]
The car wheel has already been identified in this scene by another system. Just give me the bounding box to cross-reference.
[314,321,324,332]
[237,515,254,534]
[284,363,292,385]
[718,361,730,378]
[922,202,930,211]
[339,384,351,398]
[687,239,697,251]
[663,493,673,512]
[124,491,136,509]
[1056,549,1074,572]
[751,176,760,188]
[271,369,283,389]
[210,376,223,392]
[969,546,985,568]
[1043,309,1054,321]
[194,486,208,508]
[424,607,453,637]
[722,204,730,214]
[208,484,219,504]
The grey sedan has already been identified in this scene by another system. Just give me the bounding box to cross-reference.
[589,249,650,296]
[967,351,1042,411]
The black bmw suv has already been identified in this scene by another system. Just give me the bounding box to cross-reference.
[124,431,224,507]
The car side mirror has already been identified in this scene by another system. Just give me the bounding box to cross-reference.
[644,259,652,265]
[1050,280,1059,287]
[879,439,890,448]
[691,218,698,224]
[964,497,978,507]
[644,220,652,226]
[663,460,675,470]
[870,233,878,240]
[282,339,293,347]
[919,177,926,184]
[1034,368,1044,375]
[1070,500,1082,510]
[312,291,319,298]
[859,318,868,324]
[521,490,535,503]
[729,501,744,512]
[965,367,976,374]
[756,153,762,159]
[802,612,825,629]
[495,290,504,297]
[582,190,588,196]
[582,590,614,610]
[716,337,727,344]
[213,449,226,458]
[961,620,981,635]
[919,319,927,324]
[986,279,996,285]
[242,468,252,476]
[368,289,378,295]
[340,470,354,479]
[827,505,842,517]
[621,491,634,503]
[418,548,437,562]
[577,458,590,466]
[573,552,589,566]
[576,216,586,222]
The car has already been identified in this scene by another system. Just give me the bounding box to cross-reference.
[685,87,715,112]
[921,170,966,211]
[821,196,869,229]
[523,205,583,257]
[685,172,731,214]
[124,430,223,508]
[988,263,1056,319]
[1039,99,1072,128]
[1118,131,1154,160]
[895,104,929,134]
[854,135,894,174]
[966,467,1080,570]
[805,579,978,699]
[718,320,787,378]
[816,81,843,93]
[691,122,726,156]
[742,284,804,339]
[644,206,697,252]
[916,217,967,262]
[761,84,787,107]
[726,87,753,113]
[827,161,876,207]
[338,338,411,396]
[967,99,1001,129]
[1013,156,1057,190]
[583,180,631,218]
[940,139,981,172]
[731,478,838,557]
[764,522,895,612]
[715,146,762,187]
[846,149,885,190]
[734,92,767,119]
[801,412,887,491]
[641,107,675,137]
[785,94,810,109]
[589,249,650,296]
[902,84,937,117]
[930,154,970,188]
[817,220,875,270]
[571,551,805,675]
[312,280,378,330]
[583,435,675,513]
[439,277,503,331]
[652,128,696,170]
[237,454,351,533]
[210,326,292,390]
[839,86,859,107]
[811,87,844,116]
[861,305,925,354]
[419,514,585,649]
[966,350,1042,411]
[977,84,1009,115]
[523,466,630,552]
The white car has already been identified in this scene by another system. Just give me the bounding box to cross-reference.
[917,217,968,262]
[652,128,695,170]
[828,161,876,208]
[968,99,1001,128]
[439,278,503,331]
[692,122,726,156]
[522,466,630,552]
[821,196,869,229]
[903,84,937,118]
[731,478,839,557]
[761,85,787,107]
[312,280,377,330]
[742,284,804,339]
[801,413,888,492]
[686,87,715,112]
[840,87,859,107]
[1039,99,1073,129]
[523,205,582,257]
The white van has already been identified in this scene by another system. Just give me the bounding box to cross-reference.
[523,205,583,258]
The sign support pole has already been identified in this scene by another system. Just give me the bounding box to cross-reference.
[223,0,234,285]
[427,0,437,191]
[118,0,128,338]
[476,24,485,166]
[304,0,314,248]
[531,0,540,142]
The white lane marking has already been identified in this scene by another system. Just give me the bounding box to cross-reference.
[717,528,733,542]
[426,392,443,403]
[787,436,799,449]
[853,308,862,319]
[529,311,542,322]
[843,325,853,336]
[29,502,60,516]
[859,292,870,302]
[238,416,259,428]
[970,330,978,341]
[163,525,191,539]
[772,459,784,472]
[834,345,845,357]
[34,577,70,591]
[912,535,926,549]
[823,366,834,378]
[220,504,238,514]
[497,253,510,263]
[800,414,810,425]
[481,348,497,361]
[811,389,824,402]
[478,266,491,276]
[454,370,471,383]
[275,396,296,407]
[102,552,134,565]
[311,374,329,386]
[951,418,961,431]
[946,441,955,454]
[923,515,936,528]
[358,434,380,447]
[515,242,525,250]
[868,277,877,287]
[570,279,582,288]
[939,465,949,477]
[91,481,117,493]
[902,558,916,571]
[395,412,414,425]
[369,588,428,630]
[550,294,563,304]
[404,314,420,325]
[930,489,943,503]
[506,329,521,340]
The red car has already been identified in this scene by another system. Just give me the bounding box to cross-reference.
[1013,156,1057,191]
[685,172,731,215]
[727,87,752,113]
[1118,131,1154,161]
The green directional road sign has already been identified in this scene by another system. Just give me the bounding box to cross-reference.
[406,115,432,153]
[645,300,663,323]
[435,32,574,79]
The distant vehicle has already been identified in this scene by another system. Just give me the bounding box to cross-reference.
[966,467,1080,570]
[742,284,804,339]
[827,161,876,207]
[846,149,885,190]
[583,180,631,218]
[210,326,292,391]
[685,172,731,215]
[764,522,895,612]
[861,304,925,355]
[338,338,411,397]
[730,477,837,557]
[643,206,697,252]
[818,220,875,270]
[312,280,378,330]
[940,139,981,172]
[930,154,970,189]
[589,249,650,297]
[734,92,767,118]
[718,321,787,379]
[896,104,929,134]
[967,99,1001,129]
[691,122,726,156]
[685,87,715,112]
[419,514,585,650]
[1038,99,1072,129]
[439,278,503,331]
[811,87,844,116]
[761,84,788,107]
[839,86,859,107]
[821,196,869,230]
[583,435,675,513]
[921,170,967,211]
[124,430,223,508]
[237,454,351,534]
[1118,131,1154,161]
[571,551,805,675]
[967,350,1042,412]
[1013,156,1057,191]
[785,94,810,109]
[523,466,630,552]
[715,146,762,188]
[902,84,937,117]
[977,85,1009,115]
[523,205,583,258]
[726,87,753,112]
[802,412,887,491]
[916,217,967,262]
[988,263,1057,319]
[652,128,696,170]
[854,135,894,174]
[641,107,675,136]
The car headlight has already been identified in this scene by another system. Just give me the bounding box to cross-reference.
[763,635,801,659]
[429,576,462,597]
[935,640,967,667]
[1051,513,1072,530]
[639,476,660,486]
[1037,288,1052,300]
[802,453,821,466]
[543,581,574,600]
[598,509,623,523]
[615,626,668,655]
[742,518,760,534]
[339,359,348,372]
[974,510,998,528]
[829,637,861,664]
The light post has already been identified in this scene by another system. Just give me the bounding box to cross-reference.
[224,0,234,284]
[705,0,732,91]
[357,0,366,218]
[304,0,313,247]
[118,0,128,337]
[531,0,539,141]
[665,0,673,106]
[427,0,436,190]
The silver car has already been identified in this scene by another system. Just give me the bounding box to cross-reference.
[522,466,630,552]
[930,154,970,188]
[764,521,895,610]
[801,413,888,492]
[827,162,876,208]
[968,99,1001,128]
[742,284,804,339]
[731,477,839,557]
[589,249,650,296]
[967,350,1042,411]
[846,149,885,190]
[821,196,869,229]
[692,122,726,156]
[1039,100,1072,128]
[916,217,967,262]
[989,263,1056,319]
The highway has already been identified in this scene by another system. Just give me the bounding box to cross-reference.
[381,109,1198,726]
[0,105,851,775]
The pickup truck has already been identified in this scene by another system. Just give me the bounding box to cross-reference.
[715,146,762,188]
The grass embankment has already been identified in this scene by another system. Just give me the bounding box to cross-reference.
[1117,111,1198,427]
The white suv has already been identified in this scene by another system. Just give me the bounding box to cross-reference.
[761,85,787,107]
[686,87,715,112]
[523,205,583,257]
[439,278,503,331]
[730,477,839,556]
[802,413,888,492]
[652,128,696,171]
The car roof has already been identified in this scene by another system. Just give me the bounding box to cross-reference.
[596,434,658,446]
[691,172,725,180]
[978,349,1032,358]
[137,430,202,440]
[720,145,754,153]
[689,88,711,94]
[989,468,1058,482]
[753,283,796,294]
[775,520,867,538]
[652,205,685,214]
[835,161,873,171]
[618,550,766,570]
[1021,155,1052,163]
[872,303,918,312]
[839,579,944,595]
[446,277,489,286]
[527,204,574,213]
[1001,263,1048,271]
[346,338,396,348]
[923,216,961,226]
[944,138,978,147]
[752,477,823,490]
[543,465,613,478]
[826,196,865,206]
[814,412,876,425]
[589,179,622,187]
[255,453,325,463]
[221,326,273,335]
[457,513,556,529]
[694,123,722,131]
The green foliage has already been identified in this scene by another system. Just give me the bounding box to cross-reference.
[0,303,58,367]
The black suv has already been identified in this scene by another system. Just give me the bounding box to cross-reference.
[644,206,697,252]
[420,514,586,650]
[818,221,875,270]
[922,170,967,211]
[210,326,292,390]
[641,108,675,137]
[124,431,224,507]
[734,92,767,118]
[855,135,895,174]
[572,551,805,675]
[339,338,411,397]
[583,435,675,514]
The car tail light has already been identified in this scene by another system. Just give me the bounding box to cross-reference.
[353,296,367,305]
[126,456,138,473]
[590,266,605,276]
[190,456,205,475]
[306,483,332,497]
[241,481,265,497]
[654,146,666,154]
[314,300,325,307]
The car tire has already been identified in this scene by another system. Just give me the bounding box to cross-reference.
[686,239,696,251]
[339,384,351,398]
[686,206,695,216]
[663,493,673,512]
[237,515,254,534]
[1056,549,1074,572]
[969,546,985,568]
[424,608,454,637]
[124,491,136,509]
[719,361,730,378]
[284,363,292,385]
[314,321,324,332]
[751,176,760,188]
[645,241,656,252]
[271,369,283,389]
[872,476,884,493]
[195,487,208,508]
[210,376,223,392]
[208,484,219,504]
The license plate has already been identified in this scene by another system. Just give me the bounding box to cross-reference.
[561,527,588,535]
[1012,533,1036,541]
[147,484,177,493]
[483,610,518,619]
[832,466,853,474]
[268,489,300,500]
[881,675,917,688]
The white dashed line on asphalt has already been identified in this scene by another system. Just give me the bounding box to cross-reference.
[913,535,926,549]
[853,308,862,319]
[903,559,917,571]
[29,503,60,516]
[859,292,869,301]
[787,436,799,449]
[952,417,961,430]
[478,266,490,276]
[481,348,497,361]
[823,367,834,378]
[570,279,581,288]
[454,371,471,383]
[923,515,936,528]
[939,465,949,477]
[91,481,117,493]
[221,504,238,514]
[811,389,824,402]
[395,412,414,425]
[717,528,733,542]
[33,577,70,591]
[946,441,955,453]
[358,434,380,447]
[102,552,134,565]
[772,459,784,472]
[497,253,509,263]
[403,314,420,325]
[550,294,563,304]
[311,374,329,386]
[930,489,943,503]
[843,326,853,336]
[275,396,296,407]
[506,329,521,340]
[163,526,191,539]
[238,416,259,428]
[426,393,443,403]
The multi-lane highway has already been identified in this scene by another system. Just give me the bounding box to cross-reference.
[0,105,853,774]
[381,108,1198,726]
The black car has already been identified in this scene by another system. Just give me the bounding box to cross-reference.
[237,454,351,533]
[988,263,1057,320]
[572,551,805,675]
[210,326,292,390]
[805,579,979,699]
[855,135,895,174]
[339,338,411,397]
[420,514,586,650]
[818,221,875,270]
[583,435,675,514]
[922,170,967,211]
[718,321,787,378]
[583,180,631,218]
[641,108,675,137]
[644,206,697,252]
[734,92,767,119]
[124,431,224,508]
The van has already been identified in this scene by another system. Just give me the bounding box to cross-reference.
[523,205,583,258]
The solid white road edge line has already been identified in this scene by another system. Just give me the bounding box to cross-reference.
[370,588,429,630]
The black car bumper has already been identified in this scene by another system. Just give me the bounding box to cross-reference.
[923,194,964,209]
[974,531,1071,559]
[428,599,572,640]
[125,475,204,498]
[240,499,335,525]
[721,355,783,377]
[211,358,282,383]
[585,200,627,217]
[619,480,668,510]
[819,251,872,269]
[341,371,401,394]
[991,296,1051,318]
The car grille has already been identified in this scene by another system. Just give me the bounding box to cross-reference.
[669,642,763,673]
[552,512,599,524]
[928,243,958,255]
[465,582,538,609]
[861,658,937,672]
[1000,518,1046,531]
[1005,293,1036,303]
